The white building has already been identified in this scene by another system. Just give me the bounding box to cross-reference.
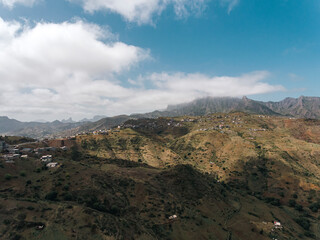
[168,215,177,220]
[46,162,58,168]
[274,221,282,229]
[41,155,52,162]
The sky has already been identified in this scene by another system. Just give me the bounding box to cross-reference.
[0,0,319,121]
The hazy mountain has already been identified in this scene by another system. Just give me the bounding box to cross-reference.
[60,115,107,124]
[162,96,320,118]
[80,115,107,122]
[264,96,320,119]
[166,96,280,116]
[61,117,76,123]
[0,116,40,133]
[2,96,320,138]
[74,96,320,135]
[0,116,85,139]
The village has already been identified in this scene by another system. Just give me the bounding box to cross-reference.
[0,139,68,168]
[0,113,270,166]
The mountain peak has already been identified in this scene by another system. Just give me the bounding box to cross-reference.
[242,96,249,101]
[61,117,75,123]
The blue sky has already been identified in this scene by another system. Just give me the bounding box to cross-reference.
[0,0,319,121]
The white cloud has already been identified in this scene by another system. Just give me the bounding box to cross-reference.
[70,0,208,25]
[119,71,284,114]
[0,18,149,121]
[0,17,283,122]
[0,18,20,46]
[0,0,38,8]
[148,71,278,95]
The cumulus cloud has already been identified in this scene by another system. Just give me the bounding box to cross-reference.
[0,18,149,121]
[0,17,283,121]
[69,0,208,25]
[0,0,38,8]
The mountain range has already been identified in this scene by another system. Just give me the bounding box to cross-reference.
[1,96,319,138]
[0,116,83,139]
[71,96,320,136]
[166,96,320,118]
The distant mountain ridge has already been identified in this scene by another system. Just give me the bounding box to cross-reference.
[264,96,320,119]
[69,96,320,135]
[1,96,319,138]
[165,96,281,116]
[0,116,84,139]
[80,115,107,122]
[165,96,320,119]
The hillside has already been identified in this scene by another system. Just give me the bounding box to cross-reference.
[1,113,319,239]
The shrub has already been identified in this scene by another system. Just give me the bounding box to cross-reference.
[19,171,26,177]
[309,202,320,213]
[304,231,315,238]
[92,202,107,212]
[295,218,310,230]
[295,204,303,211]
[64,193,73,201]
[45,191,58,201]
[3,219,11,225]
[5,174,12,180]
[12,234,22,240]
[289,199,296,207]
[17,213,26,220]
[110,205,120,215]
[265,197,281,206]
[309,205,318,213]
